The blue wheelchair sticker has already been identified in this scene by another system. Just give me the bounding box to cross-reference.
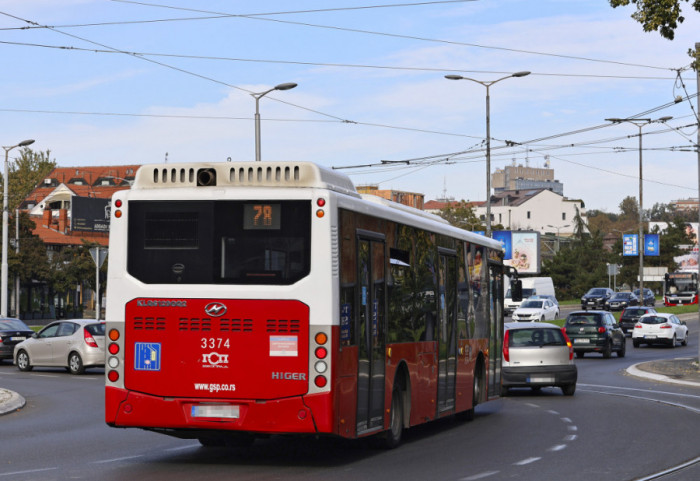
[134,342,161,371]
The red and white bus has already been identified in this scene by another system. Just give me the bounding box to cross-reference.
[104,162,507,447]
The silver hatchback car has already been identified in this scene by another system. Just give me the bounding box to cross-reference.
[14,319,105,374]
[502,322,577,396]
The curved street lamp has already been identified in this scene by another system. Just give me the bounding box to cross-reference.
[2,138,35,317]
[445,72,531,237]
[605,116,673,296]
[251,82,297,162]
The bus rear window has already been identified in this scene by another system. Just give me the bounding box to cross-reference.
[128,200,311,285]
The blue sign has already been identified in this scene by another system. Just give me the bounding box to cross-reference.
[644,234,660,256]
[134,342,161,371]
[493,231,513,259]
[623,234,639,256]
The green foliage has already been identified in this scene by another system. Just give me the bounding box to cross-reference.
[436,200,482,231]
[2,148,56,212]
[609,0,700,68]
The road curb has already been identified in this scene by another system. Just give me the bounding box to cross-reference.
[626,361,700,387]
[0,388,26,415]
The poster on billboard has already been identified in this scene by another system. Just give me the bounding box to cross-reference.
[644,234,660,256]
[502,231,540,274]
[71,196,111,233]
[492,231,512,259]
[623,234,638,256]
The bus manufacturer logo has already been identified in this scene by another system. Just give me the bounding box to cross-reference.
[201,352,229,368]
[205,302,227,317]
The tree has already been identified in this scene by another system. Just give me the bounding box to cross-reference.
[609,0,700,68]
[1,148,57,212]
[437,200,482,230]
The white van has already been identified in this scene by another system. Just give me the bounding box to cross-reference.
[505,277,555,314]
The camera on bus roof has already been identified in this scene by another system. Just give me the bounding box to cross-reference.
[197,168,217,186]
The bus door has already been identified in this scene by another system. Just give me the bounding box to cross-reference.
[356,232,386,434]
[487,262,504,398]
[437,249,457,413]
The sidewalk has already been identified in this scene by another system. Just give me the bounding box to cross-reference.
[0,387,25,416]
[627,357,700,387]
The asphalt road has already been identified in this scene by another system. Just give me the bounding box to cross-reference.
[1,316,700,481]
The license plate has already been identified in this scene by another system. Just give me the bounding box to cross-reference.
[10,336,26,341]
[191,404,240,419]
[529,376,554,383]
[574,338,590,344]
[644,335,657,339]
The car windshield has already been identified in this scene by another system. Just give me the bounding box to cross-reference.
[587,289,607,295]
[508,328,566,347]
[623,308,647,317]
[641,316,668,325]
[613,293,632,299]
[520,300,544,309]
[0,319,30,330]
[566,314,600,326]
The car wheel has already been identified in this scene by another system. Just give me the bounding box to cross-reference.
[68,352,85,375]
[602,341,612,359]
[575,351,584,359]
[617,340,626,358]
[669,335,676,348]
[16,350,32,372]
[561,383,576,396]
[681,332,689,346]
[539,316,544,323]
[633,339,640,348]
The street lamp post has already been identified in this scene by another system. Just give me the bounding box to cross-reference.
[251,82,297,162]
[2,139,35,317]
[547,224,570,252]
[606,116,672,297]
[445,71,531,237]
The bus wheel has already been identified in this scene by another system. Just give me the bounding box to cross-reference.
[381,385,404,449]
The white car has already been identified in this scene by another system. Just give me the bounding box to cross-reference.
[511,298,559,322]
[632,312,689,348]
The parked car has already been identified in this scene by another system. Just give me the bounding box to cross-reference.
[619,306,657,335]
[581,287,614,310]
[564,310,626,358]
[501,322,577,396]
[511,298,559,322]
[633,288,656,307]
[632,313,689,348]
[14,319,105,374]
[0,318,35,362]
[605,291,639,311]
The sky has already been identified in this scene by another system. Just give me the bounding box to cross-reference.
[1,0,699,213]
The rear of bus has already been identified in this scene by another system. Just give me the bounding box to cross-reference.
[104,162,349,442]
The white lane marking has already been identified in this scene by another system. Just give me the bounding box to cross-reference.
[548,444,567,452]
[514,457,541,466]
[568,425,578,432]
[547,410,560,415]
[91,455,144,464]
[460,471,500,480]
[579,383,700,400]
[164,444,200,452]
[564,434,577,441]
[560,417,572,423]
[0,467,57,477]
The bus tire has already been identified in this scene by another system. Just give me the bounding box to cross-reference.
[381,385,404,449]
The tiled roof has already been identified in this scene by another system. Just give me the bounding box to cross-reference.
[31,223,109,247]
[22,165,139,207]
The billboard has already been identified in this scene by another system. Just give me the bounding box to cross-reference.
[623,234,638,256]
[71,196,111,233]
[494,230,541,274]
[644,234,660,256]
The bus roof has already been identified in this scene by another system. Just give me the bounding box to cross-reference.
[132,161,360,198]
